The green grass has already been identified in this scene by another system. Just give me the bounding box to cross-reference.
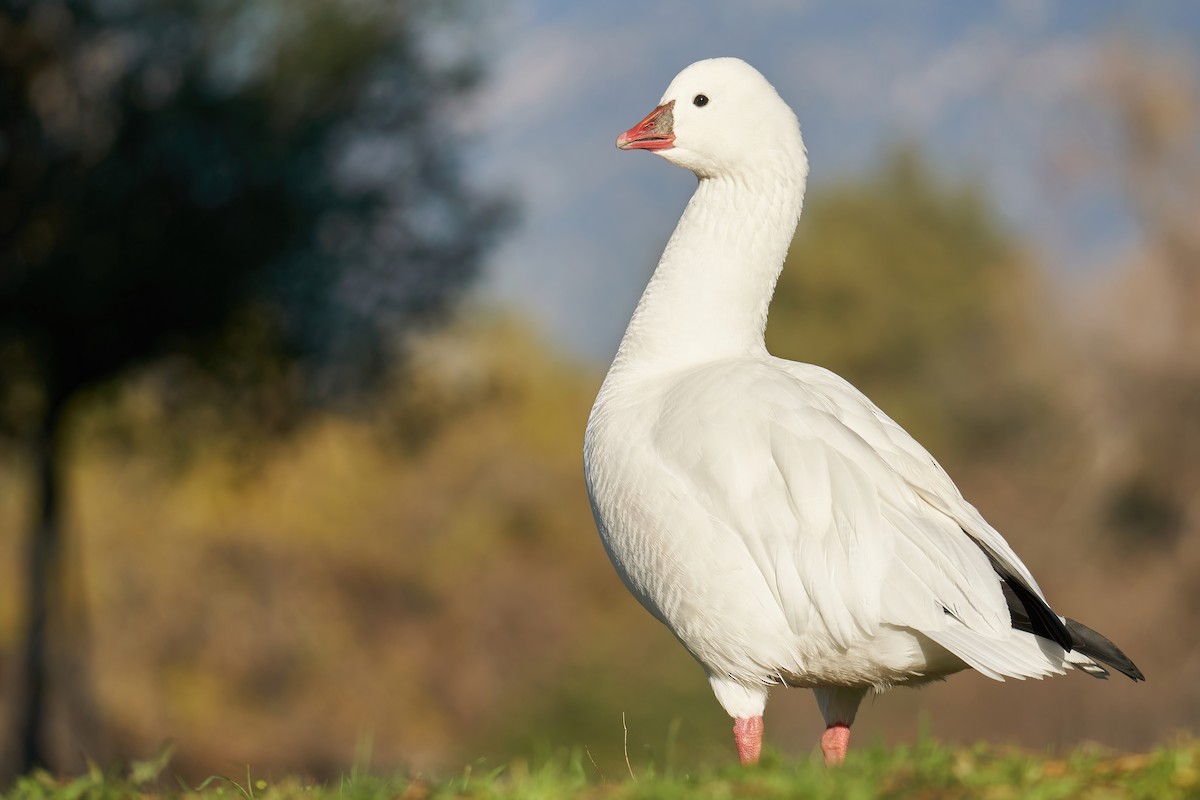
[7,738,1199,800]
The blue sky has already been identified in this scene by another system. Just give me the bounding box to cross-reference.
[456,1,1200,360]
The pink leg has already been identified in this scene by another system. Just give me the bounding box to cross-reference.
[733,716,763,765]
[820,722,851,766]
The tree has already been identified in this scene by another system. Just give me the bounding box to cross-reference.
[1074,43,1200,549]
[0,0,502,774]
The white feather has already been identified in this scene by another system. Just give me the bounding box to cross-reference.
[585,58,1100,729]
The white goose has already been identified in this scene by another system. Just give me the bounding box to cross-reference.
[584,58,1142,767]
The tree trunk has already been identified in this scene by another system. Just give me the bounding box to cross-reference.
[16,389,66,774]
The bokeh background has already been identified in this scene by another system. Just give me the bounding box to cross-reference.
[1,0,1198,783]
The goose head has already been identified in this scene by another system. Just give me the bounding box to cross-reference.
[616,57,807,180]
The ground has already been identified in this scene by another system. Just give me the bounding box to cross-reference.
[7,737,1198,800]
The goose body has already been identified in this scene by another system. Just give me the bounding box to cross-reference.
[584,57,1142,766]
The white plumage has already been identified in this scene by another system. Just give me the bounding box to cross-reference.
[584,57,1141,766]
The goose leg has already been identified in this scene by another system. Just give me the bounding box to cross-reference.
[813,686,867,766]
[733,716,763,765]
[820,723,851,765]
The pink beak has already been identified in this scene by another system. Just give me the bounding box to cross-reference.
[616,100,676,151]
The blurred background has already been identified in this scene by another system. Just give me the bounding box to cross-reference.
[1,0,1198,783]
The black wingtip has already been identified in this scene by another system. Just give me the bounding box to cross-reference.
[996,570,1072,651]
[1064,617,1145,682]
[974,533,1144,682]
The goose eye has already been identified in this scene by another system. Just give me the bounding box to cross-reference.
[693,94,709,107]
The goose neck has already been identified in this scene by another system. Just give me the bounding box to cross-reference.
[611,170,804,373]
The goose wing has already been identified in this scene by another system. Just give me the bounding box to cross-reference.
[653,360,1049,675]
